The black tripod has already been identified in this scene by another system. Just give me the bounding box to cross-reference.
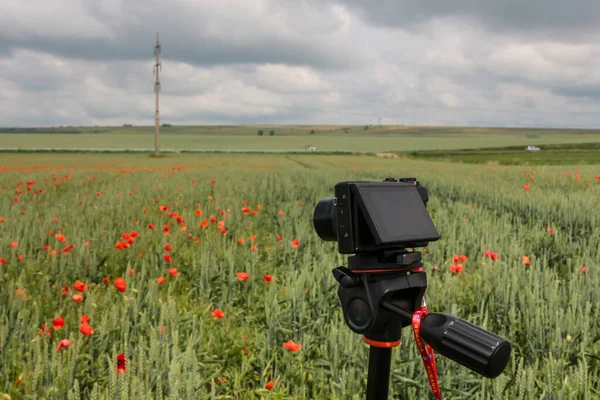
[333,250,511,400]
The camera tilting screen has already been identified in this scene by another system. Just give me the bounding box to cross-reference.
[354,184,440,245]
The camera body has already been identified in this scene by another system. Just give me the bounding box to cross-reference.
[314,178,440,254]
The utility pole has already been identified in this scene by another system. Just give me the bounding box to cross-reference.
[153,32,161,157]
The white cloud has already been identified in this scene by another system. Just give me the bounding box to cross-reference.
[0,0,599,128]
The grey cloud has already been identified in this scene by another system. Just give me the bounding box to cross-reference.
[1,0,600,128]
[334,0,600,41]
[0,0,357,69]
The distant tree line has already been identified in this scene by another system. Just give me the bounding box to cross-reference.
[0,127,110,134]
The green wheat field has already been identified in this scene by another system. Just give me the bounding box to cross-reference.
[1,148,599,399]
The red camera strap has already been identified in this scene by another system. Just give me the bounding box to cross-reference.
[412,304,442,400]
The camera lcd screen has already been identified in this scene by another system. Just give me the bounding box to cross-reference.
[354,184,440,245]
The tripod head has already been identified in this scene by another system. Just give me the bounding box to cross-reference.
[314,178,512,399]
[335,250,511,377]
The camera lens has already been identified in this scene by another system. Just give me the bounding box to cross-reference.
[313,198,337,241]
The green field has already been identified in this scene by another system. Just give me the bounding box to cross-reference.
[2,125,600,152]
[406,142,600,165]
[1,152,599,399]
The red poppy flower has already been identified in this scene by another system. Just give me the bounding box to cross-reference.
[250,235,256,242]
[73,280,87,292]
[195,209,202,217]
[63,244,74,252]
[80,315,90,324]
[62,285,69,295]
[163,225,169,233]
[39,323,52,337]
[210,180,216,185]
[200,220,209,229]
[263,275,273,282]
[147,223,154,230]
[72,294,83,302]
[449,264,463,274]
[156,277,165,284]
[251,245,258,252]
[159,205,168,212]
[237,238,244,245]
[579,266,587,274]
[291,239,300,249]
[484,250,492,257]
[266,381,275,390]
[276,235,281,242]
[209,215,217,223]
[278,210,284,216]
[130,230,139,238]
[220,228,227,235]
[163,254,172,263]
[80,322,94,336]
[115,241,129,250]
[522,256,531,265]
[546,227,553,235]
[53,316,65,331]
[168,268,178,277]
[129,268,135,276]
[283,340,302,352]
[236,272,249,281]
[114,277,126,293]
[117,353,126,374]
[56,339,71,352]
[10,241,17,248]
[490,252,498,261]
[212,309,224,319]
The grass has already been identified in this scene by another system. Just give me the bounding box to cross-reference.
[404,142,600,165]
[0,153,599,399]
[2,125,600,152]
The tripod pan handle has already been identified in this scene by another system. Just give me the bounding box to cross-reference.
[420,313,511,379]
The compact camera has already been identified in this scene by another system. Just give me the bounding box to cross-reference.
[313,178,441,254]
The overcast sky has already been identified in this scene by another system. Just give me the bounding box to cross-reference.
[1,0,600,128]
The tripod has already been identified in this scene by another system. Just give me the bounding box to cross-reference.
[333,250,511,400]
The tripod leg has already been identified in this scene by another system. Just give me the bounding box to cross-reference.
[366,346,392,400]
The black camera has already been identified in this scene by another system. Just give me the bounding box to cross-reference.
[313,178,440,254]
